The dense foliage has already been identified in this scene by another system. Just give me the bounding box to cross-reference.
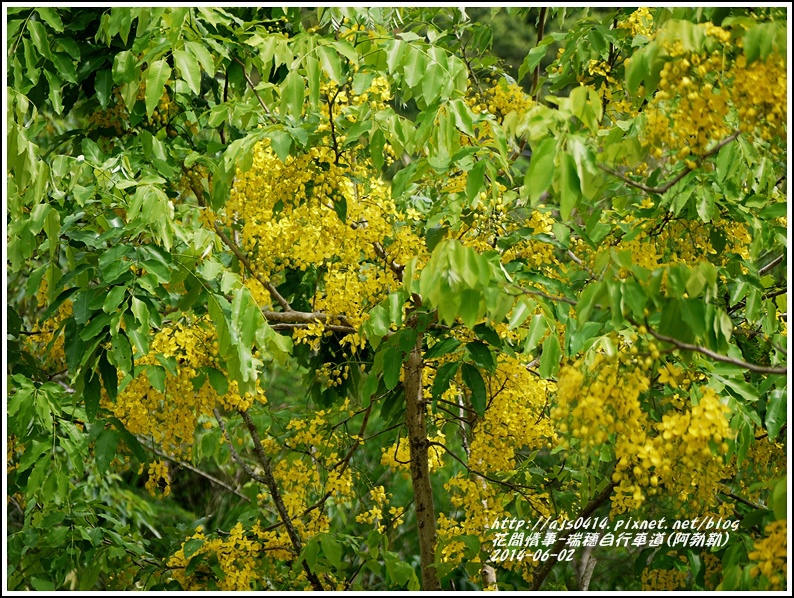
[5,6,788,591]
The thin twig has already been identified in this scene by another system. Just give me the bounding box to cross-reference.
[233,57,276,122]
[530,481,617,590]
[212,223,293,312]
[238,409,325,591]
[144,440,251,503]
[599,131,740,195]
[373,241,405,281]
[532,8,547,101]
[758,254,784,275]
[635,320,787,376]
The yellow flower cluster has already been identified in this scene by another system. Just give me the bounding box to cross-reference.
[554,350,732,513]
[703,552,722,590]
[748,519,787,589]
[736,434,787,505]
[168,523,264,590]
[26,277,71,369]
[143,459,170,498]
[469,357,556,475]
[468,78,534,122]
[500,210,558,273]
[592,217,752,273]
[106,318,266,459]
[380,432,446,478]
[641,560,688,590]
[225,77,412,347]
[7,435,19,473]
[618,7,655,39]
[730,52,787,142]
[649,53,731,161]
[355,485,388,531]
[643,24,786,164]
[87,88,128,135]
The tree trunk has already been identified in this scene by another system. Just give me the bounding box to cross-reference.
[403,330,441,590]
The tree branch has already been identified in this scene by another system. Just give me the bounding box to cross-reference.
[237,409,326,591]
[233,56,276,122]
[532,8,547,101]
[641,323,787,376]
[530,481,617,590]
[373,241,404,281]
[599,131,740,195]
[758,254,784,275]
[142,438,251,503]
[211,222,293,312]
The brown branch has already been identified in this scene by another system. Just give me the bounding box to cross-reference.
[142,438,251,503]
[238,409,325,591]
[530,481,617,590]
[599,131,740,195]
[758,254,784,275]
[373,241,404,281]
[719,489,764,511]
[269,322,357,334]
[640,323,787,375]
[233,56,276,122]
[211,223,293,312]
[518,286,577,306]
[213,408,268,485]
[532,8,547,101]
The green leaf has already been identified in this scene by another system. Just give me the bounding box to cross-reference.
[524,314,548,351]
[51,52,77,84]
[449,98,474,137]
[102,285,126,314]
[147,365,166,392]
[764,389,786,441]
[424,337,461,361]
[431,361,459,400]
[112,50,137,84]
[183,538,205,559]
[36,8,64,32]
[465,341,495,373]
[280,70,304,119]
[206,367,229,395]
[186,40,215,74]
[333,194,347,224]
[317,45,344,84]
[466,160,486,205]
[743,22,777,65]
[83,370,102,422]
[770,477,786,521]
[539,333,561,378]
[145,59,171,118]
[473,323,503,348]
[80,313,111,341]
[173,48,201,95]
[558,152,580,221]
[461,363,486,417]
[98,352,118,401]
[403,46,426,89]
[319,533,342,569]
[518,45,548,83]
[95,429,119,474]
[625,48,647,95]
[524,137,556,205]
[383,347,402,390]
[95,69,113,108]
[268,130,292,163]
[27,20,52,60]
[111,331,133,375]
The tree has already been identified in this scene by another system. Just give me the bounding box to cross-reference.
[5,6,788,592]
